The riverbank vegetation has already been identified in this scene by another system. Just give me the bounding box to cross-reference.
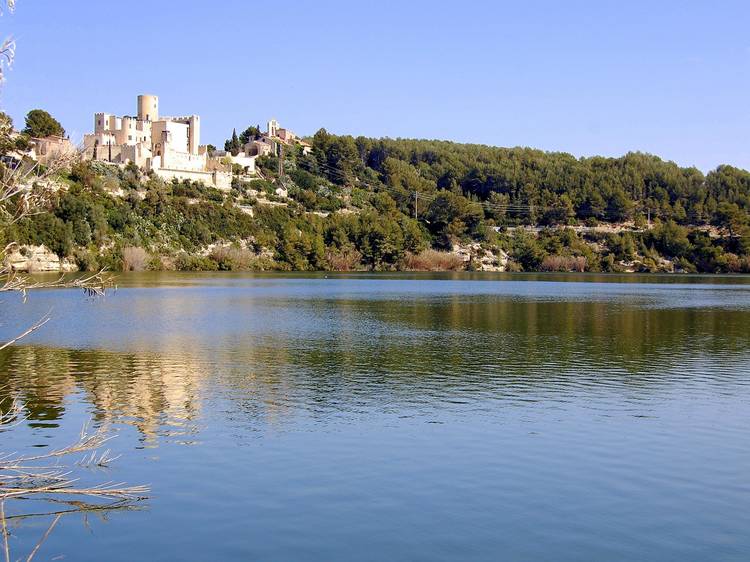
[4,124,750,274]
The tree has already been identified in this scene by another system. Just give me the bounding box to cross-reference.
[239,125,261,145]
[224,128,241,156]
[713,202,747,236]
[425,191,483,248]
[23,108,65,138]
[606,190,633,222]
[651,220,691,257]
[511,230,546,270]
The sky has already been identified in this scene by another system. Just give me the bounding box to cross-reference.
[1,0,748,172]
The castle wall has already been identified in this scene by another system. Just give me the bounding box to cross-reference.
[83,143,123,164]
[152,168,231,190]
[153,120,189,154]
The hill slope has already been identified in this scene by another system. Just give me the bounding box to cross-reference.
[5,131,750,273]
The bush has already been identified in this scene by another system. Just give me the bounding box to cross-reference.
[402,249,465,271]
[539,255,587,272]
[325,247,362,271]
[174,254,219,271]
[724,253,750,273]
[73,249,100,271]
[208,246,256,270]
[122,246,149,271]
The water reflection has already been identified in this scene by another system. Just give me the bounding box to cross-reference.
[2,275,750,561]
[2,286,749,442]
[1,346,203,444]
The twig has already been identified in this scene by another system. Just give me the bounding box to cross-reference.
[0,483,150,501]
[24,513,61,562]
[2,499,143,522]
[0,312,50,351]
[0,501,8,562]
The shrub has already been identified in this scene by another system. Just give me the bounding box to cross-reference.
[73,249,100,272]
[325,247,362,271]
[725,253,750,273]
[540,255,587,272]
[209,246,256,270]
[402,249,465,271]
[122,246,149,271]
[174,254,218,271]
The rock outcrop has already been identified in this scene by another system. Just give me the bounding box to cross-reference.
[451,243,508,272]
[5,245,78,273]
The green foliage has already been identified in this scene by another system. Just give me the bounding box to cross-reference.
[23,109,65,138]
[510,231,546,271]
[425,191,484,248]
[650,220,691,257]
[224,128,241,156]
[239,125,261,145]
[6,127,750,274]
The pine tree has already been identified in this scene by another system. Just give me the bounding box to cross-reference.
[230,128,241,156]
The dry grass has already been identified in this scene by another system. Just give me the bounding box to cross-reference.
[540,255,587,272]
[403,249,465,271]
[121,247,149,272]
[0,422,149,503]
[325,247,362,271]
[725,253,750,273]
[209,246,255,270]
[0,407,149,561]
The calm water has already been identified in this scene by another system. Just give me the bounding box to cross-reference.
[1,272,750,561]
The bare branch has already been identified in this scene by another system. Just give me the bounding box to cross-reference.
[24,513,61,562]
[0,312,50,351]
[0,501,8,562]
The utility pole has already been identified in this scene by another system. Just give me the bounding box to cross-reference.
[278,144,284,178]
[414,190,418,220]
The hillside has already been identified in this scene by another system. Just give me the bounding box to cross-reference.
[5,130,750,274]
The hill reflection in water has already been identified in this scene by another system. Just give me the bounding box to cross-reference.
[1,273,750,561]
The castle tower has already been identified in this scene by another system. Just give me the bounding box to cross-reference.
[188,115,200,154]
[267,118,279,137]
[137,94,159,122]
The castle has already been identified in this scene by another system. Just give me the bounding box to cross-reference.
[83,94,232,189]
[82,94,312,189]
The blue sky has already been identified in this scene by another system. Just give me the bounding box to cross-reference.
[2,0,748,171]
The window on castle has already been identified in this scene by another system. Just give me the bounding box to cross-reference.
[128,135,132,141]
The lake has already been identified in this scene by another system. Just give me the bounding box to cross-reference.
[1,272,749,561]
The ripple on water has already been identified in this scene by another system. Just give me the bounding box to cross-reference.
[1,275,750,561]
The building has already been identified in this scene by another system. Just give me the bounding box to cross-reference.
[260,118,311,155]
[83,94,231,189]
[23,135,76,166]
[249,139,273,157]
[211,146,257,175]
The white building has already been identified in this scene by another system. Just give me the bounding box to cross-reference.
[84,94,231,189]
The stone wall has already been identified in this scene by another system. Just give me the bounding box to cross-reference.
[152,168,232,191]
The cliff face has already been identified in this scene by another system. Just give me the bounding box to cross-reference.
[5,245,78,273]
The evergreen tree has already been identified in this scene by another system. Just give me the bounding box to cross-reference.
[23,109,65,138]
